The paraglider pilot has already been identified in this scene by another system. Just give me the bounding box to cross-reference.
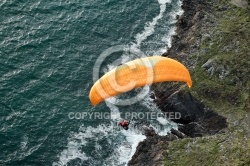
[119,120,130,130]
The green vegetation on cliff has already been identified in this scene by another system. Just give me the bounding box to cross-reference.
[164,0,250,165]
[191,0,250,114]
[165,131,250,165]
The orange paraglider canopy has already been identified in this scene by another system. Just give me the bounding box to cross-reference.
[89,56,192,106]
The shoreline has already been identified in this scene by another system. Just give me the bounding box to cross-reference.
[129,0,250,164]
[128,0,228,165]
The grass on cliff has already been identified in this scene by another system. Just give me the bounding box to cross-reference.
[164,132,250,166]
[164,1,250,166]
[190,1,250,115]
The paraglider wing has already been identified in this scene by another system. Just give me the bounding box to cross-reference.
[89,56,192,106]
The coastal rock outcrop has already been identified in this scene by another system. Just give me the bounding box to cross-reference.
[154,90,227,137]
[128,0,228,165]
[128,134,178,166]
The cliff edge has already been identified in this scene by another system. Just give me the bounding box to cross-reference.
[129,0,250,165]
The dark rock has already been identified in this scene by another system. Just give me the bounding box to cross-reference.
[143,127,157,137]
[179,18,188,29]
[149,93,155,100]
[165,0,210,68]
[155,91,203,124]
[161,52,169,57]
[128,134,177,166]
[201,59,215,69]
[129,0,228,165]
[133,120,151,130]
[154,90,228,137]
[129,90,228,164]
[202,58,216,75]
[170,128,186,139]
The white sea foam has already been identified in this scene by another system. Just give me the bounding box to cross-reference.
[52,128,89,166]
[55,0,184,165]
[53,124,116,166]
[54,142,88,166]
[140,91,178,136]
[132,0,183,55]
[102,129,146,166]
[102,0,183,164]
[123,130,146,164]
[133,0,171,48]
[160,0,184,50]
[157,116,169,125]
[103,102,147,166]
[53,121,146,166]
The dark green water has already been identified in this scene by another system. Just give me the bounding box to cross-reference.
[0,0,183,165]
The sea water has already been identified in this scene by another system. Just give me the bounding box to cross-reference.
[0,0,183,165]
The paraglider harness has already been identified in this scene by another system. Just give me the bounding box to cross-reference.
[119,120,130,130]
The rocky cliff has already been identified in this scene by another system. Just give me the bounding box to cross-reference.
[129,0,250,165]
